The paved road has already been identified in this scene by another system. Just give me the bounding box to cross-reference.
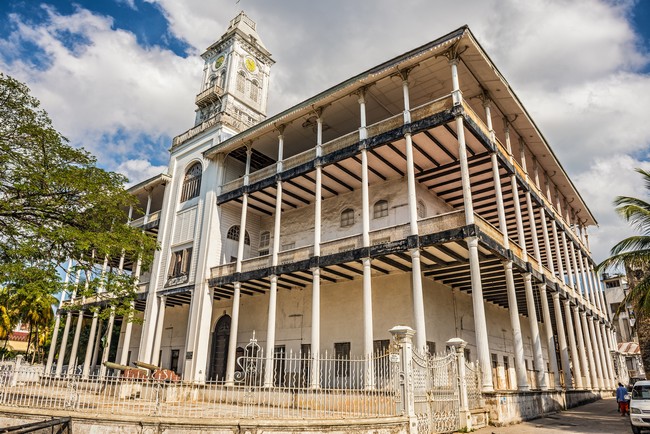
[473,397,633,433]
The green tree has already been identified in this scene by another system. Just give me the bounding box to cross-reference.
[0,73,157,360]
[599,168,650,373]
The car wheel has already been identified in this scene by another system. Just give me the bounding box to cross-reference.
[631,425,641,434]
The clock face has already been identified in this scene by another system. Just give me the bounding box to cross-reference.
[215,55,225,69]
[244,56,257,73]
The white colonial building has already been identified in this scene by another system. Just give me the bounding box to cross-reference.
[50,12,620,395]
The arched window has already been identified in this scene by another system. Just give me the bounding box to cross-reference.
[227,225,250,245]
[340,208,355,227]
[373,200,389,219]
[236,71,245,93]
[208,75,217,88]
[180,163,202,202]
[417,200,426,219]
[218,70,226,88]
[250,79,259,102]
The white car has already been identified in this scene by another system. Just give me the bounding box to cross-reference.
[630,380,650,433]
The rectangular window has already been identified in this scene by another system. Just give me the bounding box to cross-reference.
[464,348,470,362]
[168,247,193,279]
[491,353,498,369]
[170,349,180,372]
[335,342,351,377]
[611,302,621,314]
[373,340,390,355]
[426,341,436,355]
[281,242,295,251]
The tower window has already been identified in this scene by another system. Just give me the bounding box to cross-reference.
[250,79,259,102]
[180,163,202,202]
[340,208,355,227]
[237,71,245,93]
[373,200,389,219]
[227,225,250,245]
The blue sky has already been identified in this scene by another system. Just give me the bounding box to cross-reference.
[2,0,650,262]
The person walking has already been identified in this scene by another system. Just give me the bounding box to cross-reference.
[617,382,630,416]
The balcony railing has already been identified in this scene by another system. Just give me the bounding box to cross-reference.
[130,210,161,228]
[211,211,467,279]
[195,84,223,107]
[219,95,454,197]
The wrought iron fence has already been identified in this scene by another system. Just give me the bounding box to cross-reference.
[0,333,485,431]
[0,352,398,419]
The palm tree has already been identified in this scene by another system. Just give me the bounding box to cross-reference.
[599,168,650,374]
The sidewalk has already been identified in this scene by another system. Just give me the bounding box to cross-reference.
[473,397,631,433]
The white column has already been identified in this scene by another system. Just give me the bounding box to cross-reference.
[82,313,99,378]
[405,131,426,350]
[151,296,166,366]
[524,273,546,389]
[539,284,561,389]
[594,320,613,388]
[563,299,582,389]
[263,133,284,388]
[577,251,593,307]
[225,282,241,385]
[55,311,73,377]
[225,148,252,385]
[581,311,599,389]
[553,293,572,389]
[526,193,542,268]
[604,325,618,383]
[540,208,555,276]
[504,261,528,390]
[572,305,591,389]
[561,231,574,290]
[551,221,566,284]
[46,259,73,375]
[68,310,84,377]
[99,308,115,378]
[587,317,605,389]
[310,268,321,389]
[360,137,374,387]
[90,320,103,369]
[596,272,609,319]
[451,58,491,391]
[119,309,134,366]
[569,242,584,298]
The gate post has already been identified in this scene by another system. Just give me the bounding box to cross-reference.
[389,326,417,433]
[447,337,471,430]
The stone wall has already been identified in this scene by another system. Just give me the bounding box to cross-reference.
[484,389,604,426]
[0,408,408,434]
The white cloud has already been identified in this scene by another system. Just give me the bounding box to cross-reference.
[574,155,650,262]
[116,159,168,186]
[0,6,200,167]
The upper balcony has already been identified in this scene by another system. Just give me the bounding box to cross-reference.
[195,84,223,108]
[129,210,161,233]
[209,209,599,320]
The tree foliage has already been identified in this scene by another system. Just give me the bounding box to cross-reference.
[0,73,157,358]
[599,169,650,314]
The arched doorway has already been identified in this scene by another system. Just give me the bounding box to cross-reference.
[209,315,230,381]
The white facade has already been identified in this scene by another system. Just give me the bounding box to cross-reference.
[52,14,620,393]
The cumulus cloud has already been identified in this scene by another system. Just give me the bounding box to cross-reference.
[0,5,199,168]
[116,159,168,186]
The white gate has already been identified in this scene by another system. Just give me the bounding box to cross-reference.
[411,349,459,433]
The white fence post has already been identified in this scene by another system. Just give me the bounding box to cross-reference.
[447,337,471,430]
[389,325,417,434]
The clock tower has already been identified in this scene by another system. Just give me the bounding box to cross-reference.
[194,12,274,138]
